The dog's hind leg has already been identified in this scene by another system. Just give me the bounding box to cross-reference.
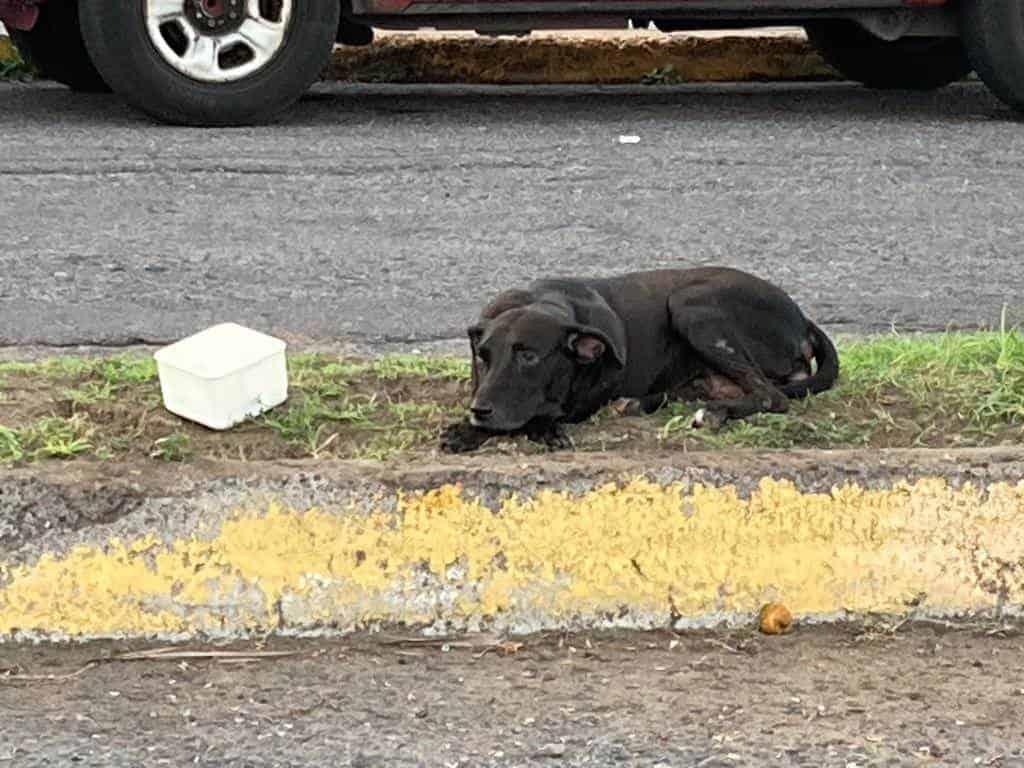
[611,392,669,417]
[667,299,789,429]
[687,349,789,429]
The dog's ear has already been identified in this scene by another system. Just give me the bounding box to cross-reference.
[553,285,628,370]
[566,325,626,368]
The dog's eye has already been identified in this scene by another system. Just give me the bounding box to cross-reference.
[517,349,540,366]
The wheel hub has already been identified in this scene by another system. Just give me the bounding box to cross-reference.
[187,0,244,34]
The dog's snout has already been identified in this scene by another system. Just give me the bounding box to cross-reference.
[470,404,494,422]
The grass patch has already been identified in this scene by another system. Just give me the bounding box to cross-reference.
[0,330,1022,465]
[262,392,380,456]
[661,405,872,450]
[654,327,1024,450]
[0,354,158,382]
[1,414,94,460]
[0,425,23,462]
[0,37,36,80]
[287,353,469,388]
[840,330,1024,429]
[63,380,119,407]
[150,433,193,462]
[0,351,472,464]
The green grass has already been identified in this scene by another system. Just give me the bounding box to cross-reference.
[0,425,23,462]
[387,401,456,423]
[657,325,1024,449]
[0,354,158,383]
[0,414,94,461]
[261,392,380,456]
[63,380,119,407]
[641,65,682,85]
[839,329,1024,428]
[288,353,469,387]
[150,433,193,462]
[1,329,1023,463]
[661,405,872,450]
[0,37,35,80]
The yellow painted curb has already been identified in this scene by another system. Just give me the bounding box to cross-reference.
[2,476,1023,639]
[329,33,834,84]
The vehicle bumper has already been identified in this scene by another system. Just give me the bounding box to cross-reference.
[0,0,41,31]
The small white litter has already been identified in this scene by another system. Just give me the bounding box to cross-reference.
[154,322,288,431]
[618,135,641,144]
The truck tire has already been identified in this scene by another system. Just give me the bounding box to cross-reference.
[961,0,1024,110]
[805,21,972,90]
[78,0,340,126]
[8,1,109,92]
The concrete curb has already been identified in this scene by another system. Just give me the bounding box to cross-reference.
[328,29,836,85]
[2,447,1023,641]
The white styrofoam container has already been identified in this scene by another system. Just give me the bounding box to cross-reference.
[154,323,288,430]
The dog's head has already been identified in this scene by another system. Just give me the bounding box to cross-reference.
[466,294,626,432]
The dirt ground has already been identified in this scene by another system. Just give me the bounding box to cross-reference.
[2,624,1023,767]
[3,353,1021,466]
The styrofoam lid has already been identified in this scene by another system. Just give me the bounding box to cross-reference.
[154,322,287,380]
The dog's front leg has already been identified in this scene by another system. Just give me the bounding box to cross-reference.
[439,419,495,454]
[525,418,575,451]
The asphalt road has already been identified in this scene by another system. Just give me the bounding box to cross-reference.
[2,80,1024,351]
[3,625,1023,767]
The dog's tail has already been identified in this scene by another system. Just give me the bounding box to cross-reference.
[781,320,839,399]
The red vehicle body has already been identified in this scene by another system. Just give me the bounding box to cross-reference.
[2,0,1020,125]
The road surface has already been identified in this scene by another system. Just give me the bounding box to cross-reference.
[2,80,1024,351]
[1,625,1022,766]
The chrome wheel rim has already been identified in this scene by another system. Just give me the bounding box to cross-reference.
[145,0,292,83]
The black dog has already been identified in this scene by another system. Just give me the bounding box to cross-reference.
[440,266,838,453]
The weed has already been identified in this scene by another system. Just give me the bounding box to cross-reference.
[20,415,94,459]
[641,65,680,85]
[353,429,427,460]
[262,393,378,456]
[387,401,452,424]
[151,433,193,462]
[0,354,157,383]
[63,380,118,407]
[369,355,469,381]
[97,356,158,385]
[0,425,24,462]
[288,353,469,385]
[0,45,35,80]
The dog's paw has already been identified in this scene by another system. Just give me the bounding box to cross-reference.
[543,427,575,452]
[691,407,726,431]
[439,421,490,454]
[526,422,575,452]
[611,398,645,417]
